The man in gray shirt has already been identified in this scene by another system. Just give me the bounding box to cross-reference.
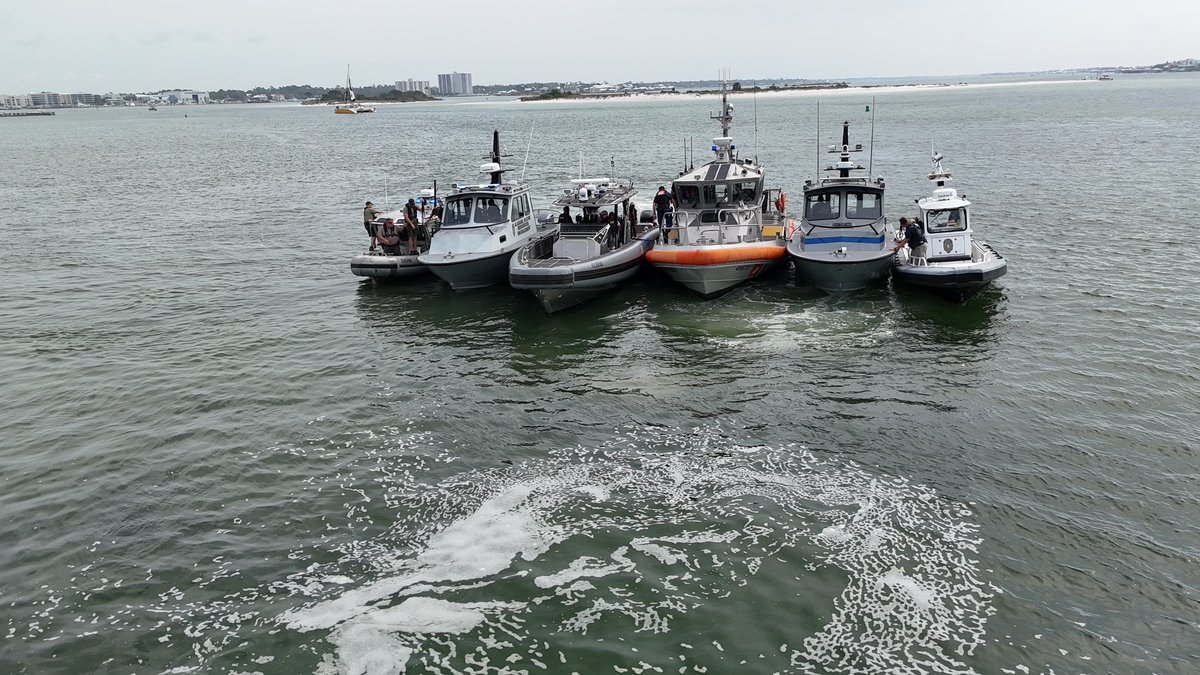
[363,201,381,250]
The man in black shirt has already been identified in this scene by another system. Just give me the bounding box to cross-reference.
[652,186,675,243]
[894,216,928,260]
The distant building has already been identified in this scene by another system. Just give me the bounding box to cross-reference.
[437,72,473,96]
[0,94,33,109]
[395,78,431,95]
[158,90,211,104]
[30,92,62,107]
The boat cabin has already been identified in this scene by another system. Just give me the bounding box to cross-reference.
[544,179,640,259]
[802,183,884,226]
[672,139,764,227]
[915,155,974,262]
[441,181,533,235]
[918,192,974,262]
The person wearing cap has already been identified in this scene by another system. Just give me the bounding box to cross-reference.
[652,186,675,243]
[403,198,420,252]
[894,216,928,260]
[363,201,381,250]
[375,217,404,255]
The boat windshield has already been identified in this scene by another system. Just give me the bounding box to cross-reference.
[805,192,841,220]
[675,184,701,208]
[926,208,967,232]
[731,180,759,204]
[444,197,474,226]
[701,183,728,206]
[845,190,882,219]
[474,197,509,224]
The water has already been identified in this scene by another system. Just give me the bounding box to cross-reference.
[1,74,1198,674]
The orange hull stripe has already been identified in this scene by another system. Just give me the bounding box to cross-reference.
[646,245,786,266]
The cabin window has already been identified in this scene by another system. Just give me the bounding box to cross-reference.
[805,193,840,220]
[445,197,474,225]
[511,194,529,220]
[926,208,966,232]
[844,191,881,219]
[732,180,758,204]
[675,185,700,208]
[702,183,728,205]
[474,197,509,224]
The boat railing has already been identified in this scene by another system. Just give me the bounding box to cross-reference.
[664,206,765,245]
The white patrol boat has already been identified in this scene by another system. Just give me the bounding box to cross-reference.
[892,151,1007,302]
[349,189,440,280]
[644,82,789,298]
[418,131,558,291]
[788,121,895,293]
[509,175,656,312]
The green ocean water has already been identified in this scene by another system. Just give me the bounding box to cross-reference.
[1,74,1198,674]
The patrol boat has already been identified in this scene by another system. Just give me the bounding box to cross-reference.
[892,151,1007,302]
[418,131,557,291]
[644,82,788,298]
[509,175,656,312]
[787,121,895,293]
[349,190,439,280]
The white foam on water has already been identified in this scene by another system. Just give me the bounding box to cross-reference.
[66,426,994,673]
[280,484,555,633]
[264,428,996,674]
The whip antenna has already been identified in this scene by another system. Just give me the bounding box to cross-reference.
[868,96,876,175]
[520,121,535,180]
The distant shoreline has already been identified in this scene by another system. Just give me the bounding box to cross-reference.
[512,78,1098,105]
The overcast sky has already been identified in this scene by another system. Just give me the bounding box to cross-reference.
[2,0,1196,92]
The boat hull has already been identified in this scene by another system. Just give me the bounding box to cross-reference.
[510,234,656,312]
[893,243,1007,302]
[788,245,894,293]
[420,248,519,291]
[646,242,786,298]
[349,252,428,279]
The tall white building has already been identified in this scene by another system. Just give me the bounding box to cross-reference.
[436,72,473,96]
[395,79,431,95]
[1,94,33,109]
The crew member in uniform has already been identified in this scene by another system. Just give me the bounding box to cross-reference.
[363,201,381,250]
[652,186,675,243]
[894,216,928,260]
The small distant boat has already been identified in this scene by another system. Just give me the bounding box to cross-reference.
[645,81,788,298]
[148,105,158,111]
[510,175,656,312]
[335,65,376,114]
[788,119,895,293]
[892,151,1007,302]
[350,189,440,280]
[418,131,558,290]
[1098,73,1114,81]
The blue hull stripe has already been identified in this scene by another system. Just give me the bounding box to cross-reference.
[805,235,886,245]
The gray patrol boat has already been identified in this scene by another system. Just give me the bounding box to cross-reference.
[509,175,657,312]
[418,131,558,291]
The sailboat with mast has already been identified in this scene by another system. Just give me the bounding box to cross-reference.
[335,65,376,114]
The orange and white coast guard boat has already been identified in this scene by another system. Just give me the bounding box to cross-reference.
[645,82,789,298]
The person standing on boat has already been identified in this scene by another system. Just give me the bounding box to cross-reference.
[558,207,572,224]
[653,186,675,243]
[403,198,420,252]
[894,217,928,260]
[364,201,381,250]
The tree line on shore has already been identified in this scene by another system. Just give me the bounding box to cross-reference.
[206,84,436,102]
